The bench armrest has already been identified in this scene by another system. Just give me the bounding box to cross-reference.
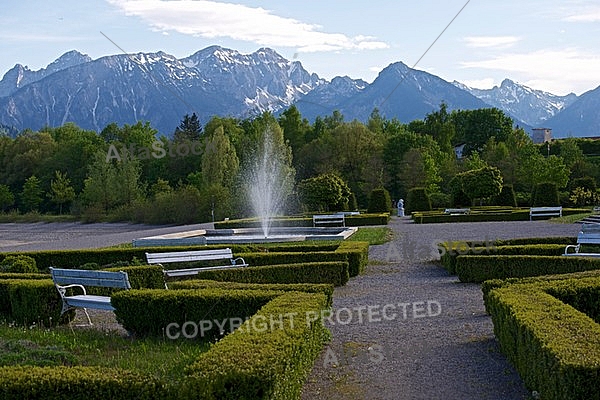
[564,244,580,255]
[232,257,248,267]
[54,283,87,300]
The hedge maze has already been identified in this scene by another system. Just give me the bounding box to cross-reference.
[0,240,369,399]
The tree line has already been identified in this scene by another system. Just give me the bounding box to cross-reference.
[0,104,598,223]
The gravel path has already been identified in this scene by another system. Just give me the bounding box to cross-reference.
[0,222,214,252]
[301,218,581,400]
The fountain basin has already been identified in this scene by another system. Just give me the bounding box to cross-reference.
[132,226,358,246]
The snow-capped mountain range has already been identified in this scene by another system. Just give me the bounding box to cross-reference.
[0,46,597,137]
[453,79,578,127]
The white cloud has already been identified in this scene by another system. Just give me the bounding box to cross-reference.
[107,0,389,53]
[463,36,521,48]
[563,6,600,22]
[460,48,600,95]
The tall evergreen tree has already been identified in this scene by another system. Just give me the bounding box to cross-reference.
[0,184,15,212]
[174,113,202,142]
[20,175,43,212]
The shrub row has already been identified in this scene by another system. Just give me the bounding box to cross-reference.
[213,213,390,229]
[456,254,600,283]
[112,288,281,339]
[486,278,600,399]
[178,262,350,287]
[0,242,350,271]
[481,269,600,315]
[183,291,330,399]
[0,279,70,326]
[412,208,588,224]
[336,241,369,276]
[169,280,334,307]
[494,237,576,246]
[164,241,367,281]
[0,366,168,400]
[439,243,567,275]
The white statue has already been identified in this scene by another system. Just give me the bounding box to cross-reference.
[397,199,405,217]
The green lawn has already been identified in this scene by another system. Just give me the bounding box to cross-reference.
[347,226,393,245]
[0,323,209,381]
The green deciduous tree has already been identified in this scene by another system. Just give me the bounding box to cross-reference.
[458,166,503,204]
[81,152,118,212]
[297,173,352,212]
[278,105,310,161]
[48,171,75,214]
[452,108,513,156]
[201,125,240,190]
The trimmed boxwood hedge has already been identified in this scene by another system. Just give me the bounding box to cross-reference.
[112,288,282,339]
[213,213,389,229]
[439,243,567,275]
[486,278,600,399]
[456,255,600,283]
[482,270,600,315]
[494,237,576,246]
[336,241,369,276]
[413,208,588,224]
[0,279,72,326]
[180,261,349,287]
[0,366,168,400]
[168,280,334,307]
[182,291,330,399]
[0,241,365,272]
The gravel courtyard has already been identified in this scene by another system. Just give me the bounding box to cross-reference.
[302,218,581,400]
[0,222,214,252]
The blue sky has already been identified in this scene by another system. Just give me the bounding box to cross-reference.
[2,0,600,95]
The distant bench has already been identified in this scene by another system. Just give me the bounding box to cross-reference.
[313,214,345,227]
[564,223,600,257]
[50,267,131,325]
[529,206,562,221]
[146,248,248,279]
[443,208,470,215]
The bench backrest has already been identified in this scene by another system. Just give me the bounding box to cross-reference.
[50,267,131,289]
[146,248,234,265]
[313,214,344,220]
[444,208,469,214]
[577,223,600,244]
[530,206,562,213]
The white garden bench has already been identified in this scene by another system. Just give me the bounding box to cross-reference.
[50,267,131,325]
[529,206,562,221]
[146,248,248,278]
[564,223,600,257]
[443,208,470,215]
[313,214,345,227]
